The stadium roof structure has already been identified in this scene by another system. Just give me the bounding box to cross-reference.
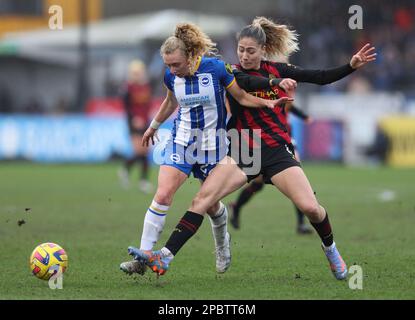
[0,9,244,65]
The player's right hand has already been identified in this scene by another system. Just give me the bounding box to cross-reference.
[265,96,294,109]
[142,127,158,146]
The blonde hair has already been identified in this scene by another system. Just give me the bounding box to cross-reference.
[238,16,299,60]
[128,59,147,83]
[160,22,218,74]
[129,59,145,73]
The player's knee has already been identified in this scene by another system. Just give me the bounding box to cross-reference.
[298,202,320,219]
[154,188,174,206]
[190,191,212,213]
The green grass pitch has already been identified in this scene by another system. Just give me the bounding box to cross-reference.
[0,162,414,299]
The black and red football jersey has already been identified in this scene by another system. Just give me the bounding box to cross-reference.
[227,60,354,148]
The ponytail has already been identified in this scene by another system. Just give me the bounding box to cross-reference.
[238,16,299,60]
[161,22,218,74]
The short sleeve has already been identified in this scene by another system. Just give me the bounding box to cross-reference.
[215,59,236,89]
[163,68,174,91]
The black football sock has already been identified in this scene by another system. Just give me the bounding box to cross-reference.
[295,205,305,226]
[165,211,204,256]
[124,157,134,171]
[233,181,264,217]
[139,155,149,180]
[310,211,334,247]
[125,155,141,171]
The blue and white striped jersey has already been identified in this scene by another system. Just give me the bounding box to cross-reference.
[164,56,235,154]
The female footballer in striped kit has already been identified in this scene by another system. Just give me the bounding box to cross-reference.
[120,22,291,275]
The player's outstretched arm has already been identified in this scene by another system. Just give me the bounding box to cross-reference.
[274,43,377,85]
[226,81,293,109]
[142,89,177,147]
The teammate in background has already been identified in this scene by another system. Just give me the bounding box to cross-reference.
[229,104,314,234]
[120,22,291,276]
[118,60,153,193]
[132,17,376,280]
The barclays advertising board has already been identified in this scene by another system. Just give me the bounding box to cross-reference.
[0,115,172,162]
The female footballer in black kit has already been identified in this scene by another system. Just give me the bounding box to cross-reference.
[228,103,313,234]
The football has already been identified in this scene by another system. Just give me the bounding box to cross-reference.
[29,243,68,280]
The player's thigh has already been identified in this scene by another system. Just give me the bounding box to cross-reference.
[190,157,248,213]
[207,156,248,199]
[154,165,188,205]
[270,166,318,211]
[197,179,219,214]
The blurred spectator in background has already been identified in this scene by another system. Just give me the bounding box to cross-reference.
[365,124,391,164]
[0,86,13,113]
[23,97,44,114]
[52,97,70,115]
[346,75,373,93]
[118,60,153,193]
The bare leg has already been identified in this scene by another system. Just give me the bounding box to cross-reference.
[190,157,248,214]
[269,166,325,223]
[145,157,248,272]
[139,165,188,250]
[121,165,189,275]
[269,166,347,280]
[153,165,188,206]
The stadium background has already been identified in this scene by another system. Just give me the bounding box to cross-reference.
[0,0,414,300]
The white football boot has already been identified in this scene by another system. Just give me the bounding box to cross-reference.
[215,232,231,273]
[120,259,147,275]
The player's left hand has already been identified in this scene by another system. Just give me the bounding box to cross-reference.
[278,78,297,93]
[350,43,377,69]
